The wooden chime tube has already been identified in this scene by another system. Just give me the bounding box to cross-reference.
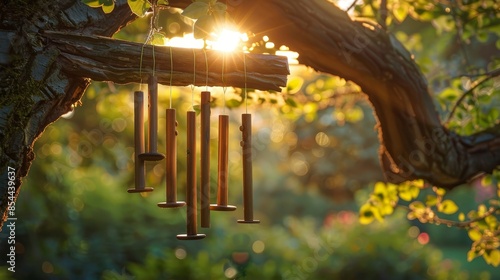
[237,114,260,223]
[139,76,165,161]
[177,111,206,240]
[158,109,185,208]
[128,91,153,193]
[200,91,211,228]
[210,115,236,211]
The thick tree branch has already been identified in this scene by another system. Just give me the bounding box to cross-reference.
[190,0,500,188]
[43,31,289,91]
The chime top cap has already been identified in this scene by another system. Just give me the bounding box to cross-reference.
[127,187,154,193]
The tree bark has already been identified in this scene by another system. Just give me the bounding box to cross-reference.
[0,0,499,229]
[43,30,288,91]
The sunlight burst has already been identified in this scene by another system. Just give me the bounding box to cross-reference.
[165,29,244,52]
[210,29,244,52]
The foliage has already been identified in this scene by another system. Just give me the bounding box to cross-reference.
[344,0,500,267]
[360,172,500,267]
[181,0,228,39]
[113,213,475,280]
[81,0,168,16]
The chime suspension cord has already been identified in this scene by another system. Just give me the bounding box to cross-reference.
[203,49,208,92]
[243,53,248,114]
[169,47,173,109]
[190,49,196,110]
[221,53,227,114]
[139,3,157,91]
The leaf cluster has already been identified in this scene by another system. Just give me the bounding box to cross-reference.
[81,0,168,16]
[181,0,228,39]
[360,172,500,267]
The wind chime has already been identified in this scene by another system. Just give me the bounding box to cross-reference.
[127,41,289,239]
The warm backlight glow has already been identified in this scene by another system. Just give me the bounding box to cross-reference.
[165,29,243,52]
[210,29,243,52]
[336,0,354,11]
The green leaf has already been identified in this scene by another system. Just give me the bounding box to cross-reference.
[458,212,465,221]
[481,175,493,186]
[286,77,304,94]
[468,229,482,241]
[285,97,298,108]
[150,33,166,45]
[81,0,102,8]
[467,249,477,262]
[438,199,459,214]
[399,188,413,201]
[101,0,115,14]
[409,201,425,210]
[393,4,408,23]
[182,2,210,19]
[213,2,227,15]
[193,15,215,39]
[128,0,151,17]
[192,105,201,115]
[425,195,437,207]
[435,187,446,197]
[488,250,500,267]
[226,99,242,108]
[485,215,498,229]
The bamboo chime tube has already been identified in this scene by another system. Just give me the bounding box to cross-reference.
[128,91,153,193]
[210,115,236,211]
[200,91,211,228]
[158,109,185,208]
[139,76,165,161]
[237,114,260,223]
[177,111,206,240]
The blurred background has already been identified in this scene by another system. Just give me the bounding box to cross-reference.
[1,0,499,279]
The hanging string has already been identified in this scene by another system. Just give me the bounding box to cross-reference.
[152,45,156,77]
[221,53,227,114]
[243,53,248,114]
[139,2,158,90]
[190,49,196,110]
[169,47,173,109]
[203,49,209,91]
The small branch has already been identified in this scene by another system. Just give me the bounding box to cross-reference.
[449,0,471,69]
[432,206,499,229]
[398,205,500,229]
[346,0,358,12]
[445,68,500,124]
[379,0,387,30]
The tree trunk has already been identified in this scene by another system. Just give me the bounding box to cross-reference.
[0,0,499,229]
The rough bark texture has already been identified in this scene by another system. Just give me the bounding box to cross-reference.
[0,0,499,229]
[43,31,288,91]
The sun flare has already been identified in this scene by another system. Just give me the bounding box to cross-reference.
[210,29,244,52]
[165,29,244,52]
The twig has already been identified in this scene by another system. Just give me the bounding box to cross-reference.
[379,0,387,30]
[346,0,358,12]
[432,206,499,229]
[445,68,500,124]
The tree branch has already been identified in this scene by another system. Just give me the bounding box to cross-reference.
[446,68,500,124]
[43,31,289,91]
